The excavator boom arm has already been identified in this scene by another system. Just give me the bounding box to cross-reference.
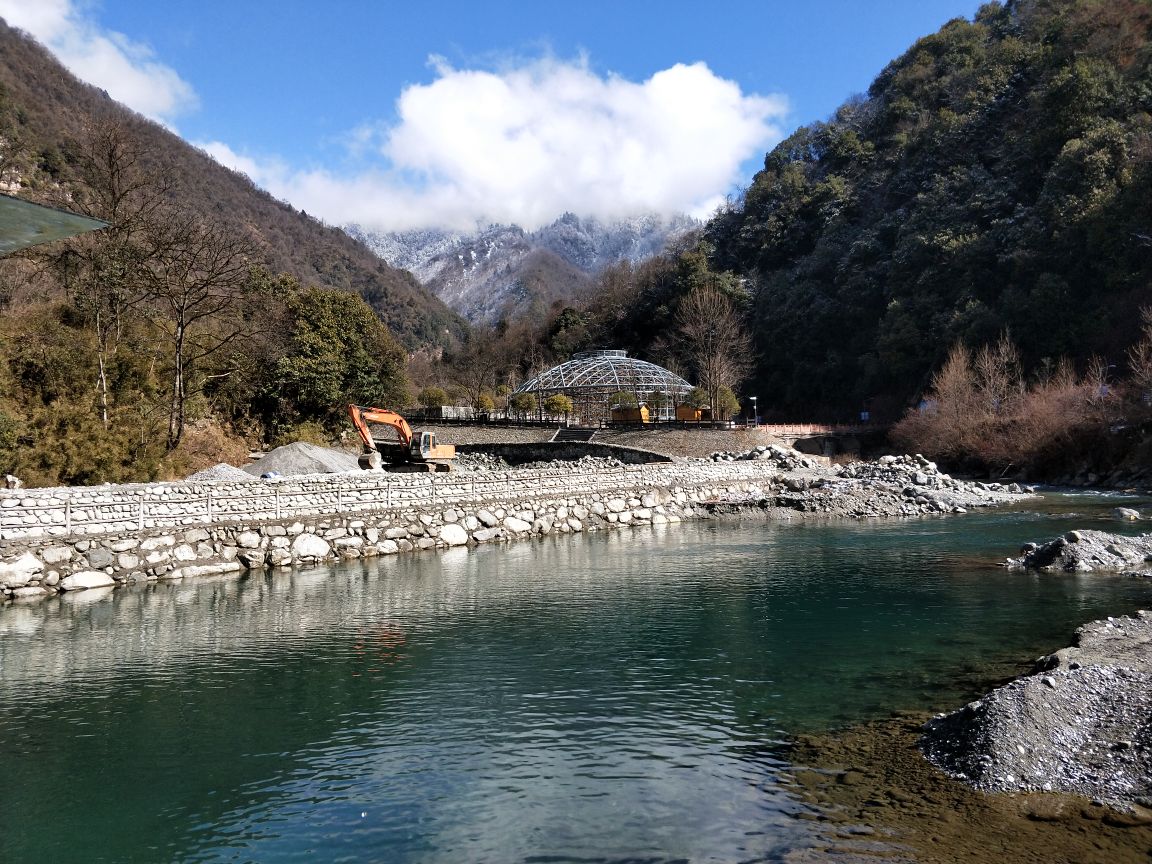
[347,404,414,451]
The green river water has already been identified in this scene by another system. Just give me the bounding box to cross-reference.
[1,491,1150,862]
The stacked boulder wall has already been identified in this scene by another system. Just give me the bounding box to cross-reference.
[921,612,1152,806]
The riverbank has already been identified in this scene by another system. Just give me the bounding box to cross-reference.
[922,611,1152,808]
[786,708,1152,864]
[0,448,1025,604]
[921,521,1152,807]
[823,524,1151,860]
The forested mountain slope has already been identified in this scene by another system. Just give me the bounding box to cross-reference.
[0,19,463,349]
[704,0,1152,418]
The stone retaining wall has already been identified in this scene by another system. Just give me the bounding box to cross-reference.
[457,442,672,465]
[0,462,777,603]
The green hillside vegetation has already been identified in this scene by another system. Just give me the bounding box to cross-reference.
[703,0,1152,420]
[0,21,428,484]
[0,20,463,349]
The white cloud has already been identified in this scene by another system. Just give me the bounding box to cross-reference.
[0,1,782,231]
[0,0,197,124]
[203,57,787,232]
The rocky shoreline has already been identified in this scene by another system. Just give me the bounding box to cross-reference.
[922,612,1152,809]
[702,448,1030,519]
[922,528,1152,811]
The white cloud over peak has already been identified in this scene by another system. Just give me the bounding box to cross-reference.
[205,58,787,232]
[0,0,197,124]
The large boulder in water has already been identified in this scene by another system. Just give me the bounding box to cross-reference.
[1006,529,1152,573]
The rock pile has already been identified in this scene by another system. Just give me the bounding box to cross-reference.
[1006,529,1152,574]
[718,451,1031,519]
[921,611,1152,807]
[703,450,1029,518]
[834,453,1026,494]
[705,444,815,470]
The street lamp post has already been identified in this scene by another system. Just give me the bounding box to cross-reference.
[750,396,758,427]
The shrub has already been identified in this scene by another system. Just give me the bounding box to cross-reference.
[509,392,536,418]
[417,386,448,409]
[543,394,573,416]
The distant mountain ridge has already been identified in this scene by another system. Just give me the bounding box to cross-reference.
[349,213,697,323]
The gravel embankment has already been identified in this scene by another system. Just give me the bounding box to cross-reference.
[921,612,1152,808]
[418,425,857,459]
[595,427,785,458]
[415,426,556,446]
[699,448,1028,519]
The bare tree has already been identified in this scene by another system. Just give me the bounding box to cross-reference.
[892,343,979,460]
[1127,306,1152,411]
[973,331,1023,415]
[41,121,171,426]
[449,327,507,412]
[145,217,253,450]
[674,286,752,417]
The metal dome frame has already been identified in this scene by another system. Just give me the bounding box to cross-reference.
[514,350,693,422]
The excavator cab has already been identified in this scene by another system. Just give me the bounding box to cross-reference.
[412,431,432,460]
[411,430,455,466]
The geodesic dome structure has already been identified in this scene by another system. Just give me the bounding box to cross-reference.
[514,350,693,422]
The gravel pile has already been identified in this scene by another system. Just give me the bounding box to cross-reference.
[185,463,256,482]
[1006,529,1152,574]
[453,452,512,471]
[242,442,360,477]
[518,454,625,471]
[921,612,1152,807]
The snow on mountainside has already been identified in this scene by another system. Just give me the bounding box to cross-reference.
[347,213,697,324]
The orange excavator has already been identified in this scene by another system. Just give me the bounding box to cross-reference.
[347,404,456,472]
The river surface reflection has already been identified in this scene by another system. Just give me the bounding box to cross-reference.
[1,492,1150,862]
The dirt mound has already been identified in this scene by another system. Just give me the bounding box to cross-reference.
[242,442,360,477]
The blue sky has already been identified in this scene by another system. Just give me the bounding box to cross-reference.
[1,1,985,230]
